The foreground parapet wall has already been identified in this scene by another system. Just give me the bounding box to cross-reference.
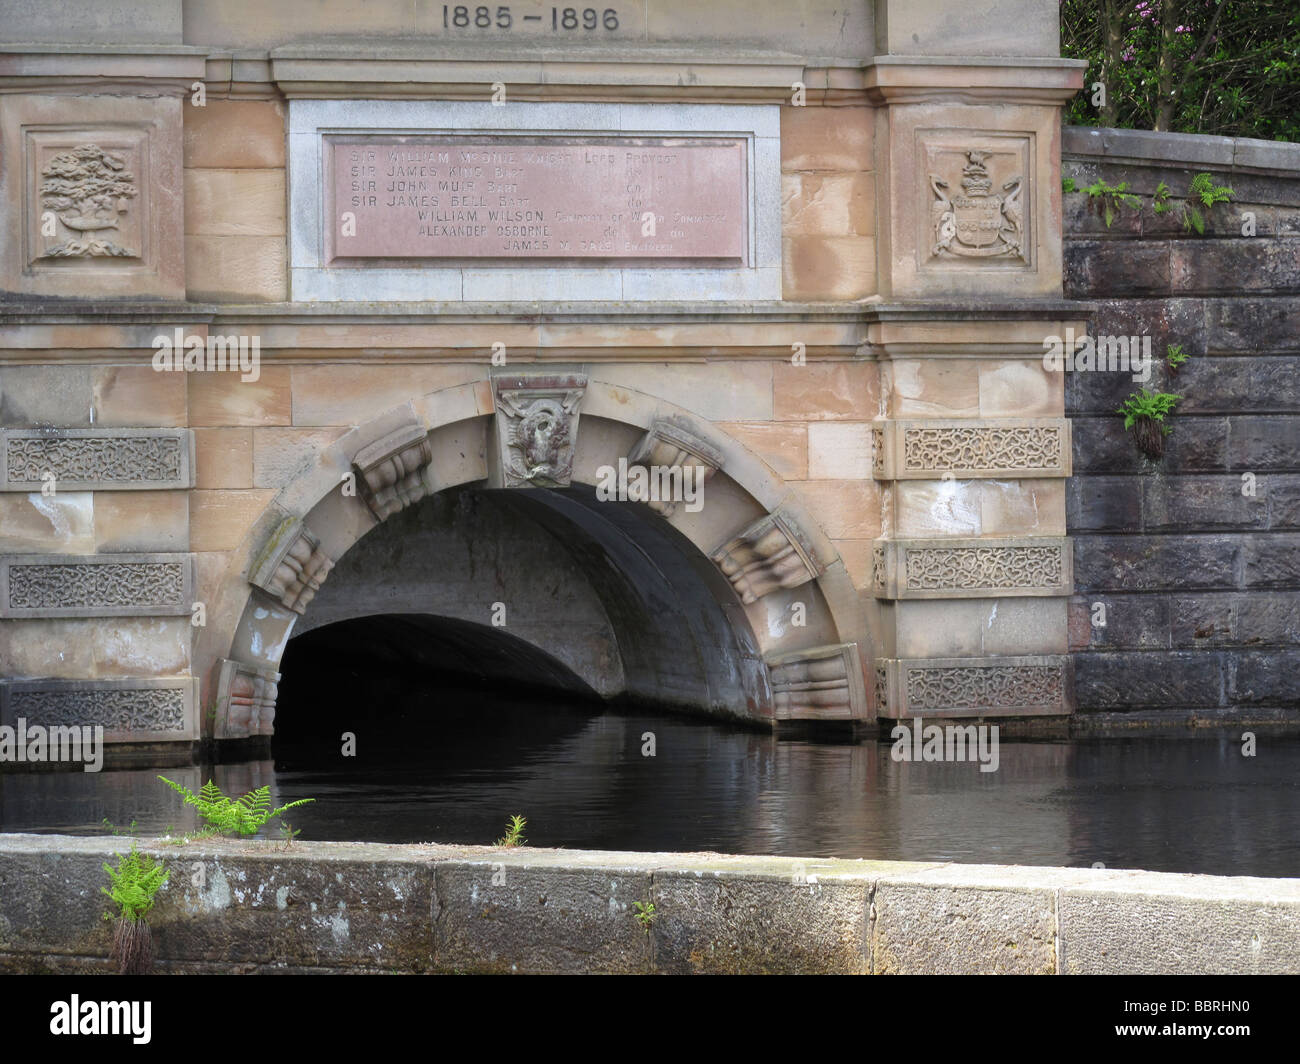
[0,834,1295,974]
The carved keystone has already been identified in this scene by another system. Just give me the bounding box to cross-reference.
[627,418,724,516]
[249,517,333,615]
[712,510,822,604]
[494,374,587,488]
[766,643,867,721]
[351,421,434,521]
[214,658,279,740]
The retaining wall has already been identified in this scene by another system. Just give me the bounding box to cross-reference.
[1063,127,1300,727]
[1,834,1296,974]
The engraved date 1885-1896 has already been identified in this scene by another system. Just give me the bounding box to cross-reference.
[442,5,619,31]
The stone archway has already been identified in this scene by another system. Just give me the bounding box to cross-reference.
[202,375,874,740]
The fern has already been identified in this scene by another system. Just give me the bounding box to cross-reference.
[1181,173,1235,234]
[1190,172,1235,209]
[159,776,314,837]
[1083,178,1142,228]
[102,844,169,922]
[1117,389,1181,432]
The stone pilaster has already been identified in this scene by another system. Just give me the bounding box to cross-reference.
[866,4,1086,719]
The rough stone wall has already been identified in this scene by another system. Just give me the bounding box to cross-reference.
[1063,127,1300,726]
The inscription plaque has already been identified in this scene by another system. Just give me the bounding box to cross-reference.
[327,136,747,263]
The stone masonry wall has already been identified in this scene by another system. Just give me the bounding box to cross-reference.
[1063,127,1300,728]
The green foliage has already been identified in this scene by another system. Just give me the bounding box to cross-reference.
[1082,178,1142,228]
[1062,1,1300,142]
[1062,176,1078,193]
[158,776,314,838]
[1181,172,1235,233]
[1152,180,1172,214]
[1190,171,1235,209]
[632,900,656,932]
[1117,389,1181,432]
[102,844,168,923]
[1166,342,1190,369]
[495,814,527,847]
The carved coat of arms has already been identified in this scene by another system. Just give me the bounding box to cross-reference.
[929,150,1023,261]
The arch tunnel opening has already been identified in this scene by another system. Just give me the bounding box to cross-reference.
[268,481,778,757]
[272,613,606,765]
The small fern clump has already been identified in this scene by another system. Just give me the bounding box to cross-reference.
[1181,172,1235,234]
[102,844,169,975]
[1082,178,1142,228]
[1118,389,1181,459]
[103,844,169,922]
[158,776,314,837]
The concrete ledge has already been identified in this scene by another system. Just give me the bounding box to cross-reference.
[0,835,1295,974]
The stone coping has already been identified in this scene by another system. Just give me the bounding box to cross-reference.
[0,834,1295,973]
[1,833,1295,892]
[1064,125,1300,177]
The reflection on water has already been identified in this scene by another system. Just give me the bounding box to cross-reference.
[2,701,1298,878]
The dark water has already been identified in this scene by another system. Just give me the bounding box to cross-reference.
[3,700,1298,878]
